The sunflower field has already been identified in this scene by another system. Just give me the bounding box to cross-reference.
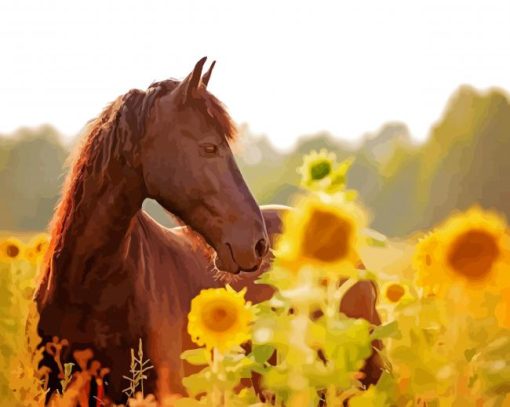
[2,149,510,406]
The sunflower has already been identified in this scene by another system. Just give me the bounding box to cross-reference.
[277,194,366,277]
[381,281,412,304]
[24,247,38,264]
[187,286,253,352]
[297,150,355,195]
[414,207,510,294]
[28,233,50,258]
[298,149,336,188]
[0,237,25,262]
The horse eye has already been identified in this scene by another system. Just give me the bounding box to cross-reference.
[201,143,218,155]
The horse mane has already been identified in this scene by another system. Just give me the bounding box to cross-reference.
[36,78,238,303]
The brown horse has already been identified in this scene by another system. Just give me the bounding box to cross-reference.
[34,57,269,403]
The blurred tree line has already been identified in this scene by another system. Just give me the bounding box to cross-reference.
[1,85,509,237]
[0,126,67,231]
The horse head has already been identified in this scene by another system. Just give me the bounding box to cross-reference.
[141,57,269,274]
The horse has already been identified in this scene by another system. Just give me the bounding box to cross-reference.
[34,57,270,404]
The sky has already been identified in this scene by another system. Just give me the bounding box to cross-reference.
[1,0,509,151]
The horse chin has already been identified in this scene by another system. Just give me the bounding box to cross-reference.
[213,254,240,275]
[211,266,243,284]
[212,250,274,284]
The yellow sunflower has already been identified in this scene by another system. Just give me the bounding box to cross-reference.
[28,233,50,259]
[297,150,354,194]
[29,233,50,256]
[0,237,25,262]
[276,194,366,277]
[24,247,38,264]
[414,207,510,294]
[381,281,412,304]
[298,149,336,188]
[187,286,253,352]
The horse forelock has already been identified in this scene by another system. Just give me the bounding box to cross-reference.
[198,88,238,143]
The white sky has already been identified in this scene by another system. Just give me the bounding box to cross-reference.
[1,0,509,150]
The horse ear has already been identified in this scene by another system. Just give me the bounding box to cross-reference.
[202,60,216,88]
[175,56,207,105]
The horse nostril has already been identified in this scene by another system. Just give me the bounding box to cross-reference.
[255,238,268,258]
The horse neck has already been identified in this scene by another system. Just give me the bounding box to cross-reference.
[70,163,144,256]
[45,158,146,304]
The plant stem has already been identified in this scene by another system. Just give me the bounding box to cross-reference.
[325,277,337,320]
[336,277,357,306]
[212,348,223,407]
[326,384,336,406]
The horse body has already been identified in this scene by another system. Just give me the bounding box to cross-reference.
[37,208,214,399]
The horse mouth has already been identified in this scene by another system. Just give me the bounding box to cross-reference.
[212,247,274,283]
[226,243,260,273]
[213,243,260,274]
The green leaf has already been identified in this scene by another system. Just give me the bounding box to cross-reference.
[372,321,400,340]
[182,369,211,396]
[250,362,270,375]
[225,356,256,380]
[330,157,355,187]
[252,344,275,364]
[180,348,210,366]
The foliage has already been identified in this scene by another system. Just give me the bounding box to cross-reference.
[0,126,67,231]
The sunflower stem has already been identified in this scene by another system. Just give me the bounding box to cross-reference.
[326,384,337,406]
[336,277,357,305]
[325,277,337,320]
[211,347,224,407]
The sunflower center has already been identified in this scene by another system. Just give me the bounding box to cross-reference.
[447,229,500,279]
[201,302,237,332]
[386,284,405,302]
[6,244,20,258]
[301,209,352,262]
[310,161,331,181]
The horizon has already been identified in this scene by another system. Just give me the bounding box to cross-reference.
[1,0,510,150]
